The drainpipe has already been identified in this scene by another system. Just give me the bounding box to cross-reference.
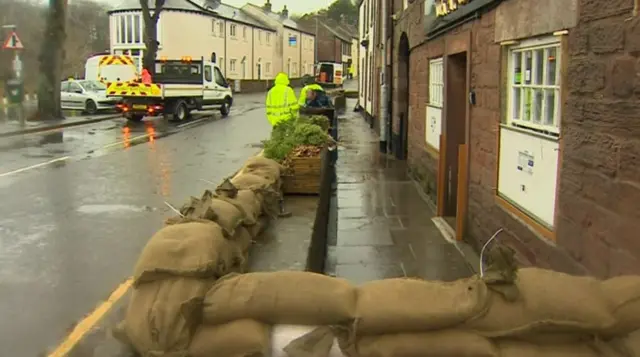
[224,19,227,77]
[251,28,255,79]
[388,0,394,154]
[299,31,302,77]
[379,0,389,153]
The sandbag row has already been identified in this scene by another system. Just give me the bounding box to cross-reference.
[114,155,285,356]
[194,268,640,357]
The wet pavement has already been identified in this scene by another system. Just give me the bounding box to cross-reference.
[325,99,473,285]
[0,91,270,357]
[248,197,317,272]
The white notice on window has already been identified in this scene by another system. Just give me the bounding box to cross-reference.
[517,151,534,175]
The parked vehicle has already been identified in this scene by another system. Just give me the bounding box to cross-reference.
[61,80,120,114]
[316,62,344,88]
[85,54,138,84]
[107,57,233,122]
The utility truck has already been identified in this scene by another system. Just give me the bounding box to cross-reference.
[107,56,233,122]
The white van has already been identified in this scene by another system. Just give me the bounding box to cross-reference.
[85,54,138,84]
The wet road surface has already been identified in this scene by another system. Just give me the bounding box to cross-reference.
[0,92,270,357]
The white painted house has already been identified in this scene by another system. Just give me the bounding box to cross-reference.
[108,0,277,79]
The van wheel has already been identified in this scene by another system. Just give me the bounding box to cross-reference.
[220,97,232,117]
[172,101,189,121]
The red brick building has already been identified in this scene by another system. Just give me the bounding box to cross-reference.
[361,0,640,277]
[298,16,355,73]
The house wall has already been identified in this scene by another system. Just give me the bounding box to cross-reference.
[224,21,254,79]
[156,11,225,61]
[300,33,315,76]
[252,28,276,80]
[282,28,302,78]
[394,0,640,277]
[555,0,640,276]
[351,38,359,77]
[240,5,284,75]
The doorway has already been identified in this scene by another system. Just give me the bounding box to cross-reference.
[440,51,469,238]
[396,32,410,160]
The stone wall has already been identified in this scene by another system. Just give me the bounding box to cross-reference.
[392,0,640,277]
[555,0,640,277]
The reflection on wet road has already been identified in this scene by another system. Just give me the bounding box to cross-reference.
[0,93,270,357]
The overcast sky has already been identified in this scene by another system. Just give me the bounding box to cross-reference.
[101,0,332,16]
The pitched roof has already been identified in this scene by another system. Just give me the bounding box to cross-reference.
[243,3,315,36]
[108,0,275,31]
[297,15,356,43]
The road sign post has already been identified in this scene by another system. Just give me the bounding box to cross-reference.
[2,28,25,126]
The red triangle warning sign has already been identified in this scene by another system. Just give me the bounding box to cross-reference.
[3,32,24,49]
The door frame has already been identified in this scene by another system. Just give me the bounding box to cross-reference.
[436,30,472,242]
[202,63,217,105]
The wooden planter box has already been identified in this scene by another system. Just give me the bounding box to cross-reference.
[282,153,323,195]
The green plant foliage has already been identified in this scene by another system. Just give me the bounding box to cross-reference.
[297,115,330,131]
[263,117,332,162]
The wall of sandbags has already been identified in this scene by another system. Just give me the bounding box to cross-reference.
[113,155,286,355]
[113,155,640,357]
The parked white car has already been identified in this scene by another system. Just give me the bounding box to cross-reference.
[61,80,120,114]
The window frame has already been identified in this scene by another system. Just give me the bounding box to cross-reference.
[204,65,213,82]
[68,82,83,93]
[230,24,237,37]
[242,26,247,40]
[428,58,443,108]
[505,36,561,138]
[266,32,271,44]
[218,21,224,37]
[213,67,226,86]
[230,58,237,72]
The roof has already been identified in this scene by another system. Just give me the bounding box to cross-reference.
[109,0,203,13]
[243,3,315,36]
[297,15,355,43]
[108,0,275,31]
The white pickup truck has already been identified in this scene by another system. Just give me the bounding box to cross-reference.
[107,57,233,122]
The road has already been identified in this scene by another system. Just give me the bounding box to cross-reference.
[0,91,270,357]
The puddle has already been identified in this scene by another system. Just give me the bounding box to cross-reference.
[77,204,155,214]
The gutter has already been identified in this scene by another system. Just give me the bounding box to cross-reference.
[224,19,227,77]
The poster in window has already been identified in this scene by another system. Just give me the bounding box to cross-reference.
[425,105,441,151]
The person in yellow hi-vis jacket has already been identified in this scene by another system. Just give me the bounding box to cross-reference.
[298,75,324,106]
[266,72,298,127]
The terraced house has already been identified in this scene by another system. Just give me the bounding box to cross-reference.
[108,0,316,85]
[360,0,640,277]
[241,0,316,79]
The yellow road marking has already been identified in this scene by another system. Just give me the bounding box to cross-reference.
[47,278,133,357]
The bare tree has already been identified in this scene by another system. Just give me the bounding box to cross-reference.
[140,0,165,75]
[37,0,67,120]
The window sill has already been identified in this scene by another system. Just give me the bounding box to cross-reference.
[423,144,439,159]
[494,194,555,241]
[501,123,560,141]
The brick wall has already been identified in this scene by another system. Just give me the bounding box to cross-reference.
[299,19,338,62]
[390,0,640,277]
[555,0,640,277]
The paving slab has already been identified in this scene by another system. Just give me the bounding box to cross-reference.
[331,100,474,284]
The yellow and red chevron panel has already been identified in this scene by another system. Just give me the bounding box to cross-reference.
[106,82,162,97]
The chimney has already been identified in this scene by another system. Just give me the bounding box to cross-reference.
[263,0,272,11]
[281,5,288,18]
[204,0,221,10]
